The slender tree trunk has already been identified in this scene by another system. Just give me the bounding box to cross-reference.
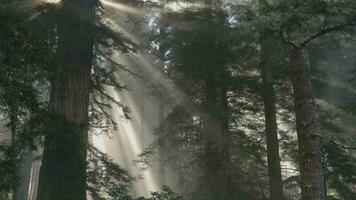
[9,108,18,200]
[218,85,232,199]
[16,150,33,200]
[203,75,219,192]
[261,41,285,200]
[290,47,326,200]
[203,75,231,200]
[258,0,285,197]
[36,1,94,199]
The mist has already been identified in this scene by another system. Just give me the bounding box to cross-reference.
[1,0,356,200]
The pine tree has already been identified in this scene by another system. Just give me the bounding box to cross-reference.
[263,1,356,199]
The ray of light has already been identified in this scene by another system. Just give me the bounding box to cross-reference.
[133,51,187,107]
[31,0,59,5]
[92,6,205,196]
[92,48,163,195]
[106,16,205,114]
[104,18,141,44]
[165,1,204,12]
[92,133,107,153]
[106,86,160,196]
[101,0,145,16]
[42,0,61,4]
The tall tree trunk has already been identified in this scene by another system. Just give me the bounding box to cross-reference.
[290,47,326,200]
[36,1,94,199]
[9,108,18,200]
[218,85,232,199]
[16,150,33,200]
[261,41,285,200]
[202,75,231,200]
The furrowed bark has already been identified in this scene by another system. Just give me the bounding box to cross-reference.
[290,47,326,200]
[36,1,94,199]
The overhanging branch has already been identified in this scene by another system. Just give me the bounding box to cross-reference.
[300,22,356,48]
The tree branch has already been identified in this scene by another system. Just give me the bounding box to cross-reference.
[300,22,356,47]
[330,139,356,150]
[279,24,298,48]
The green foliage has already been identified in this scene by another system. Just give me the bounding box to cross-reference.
[0,0,134,196]
[88,145,133,200]
[153,7,238,89]
[0,1,48,196]
[0,145,19,196]
[323,141,356,200]
[319,109,356,199]
[148,186,185,200]
[1,0,356,199]
[109,185,185,200]
[262,0,356,47]
[109,186,134,200]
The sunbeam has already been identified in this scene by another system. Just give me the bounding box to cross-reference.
[2,0,356,199]
[165,1,204,12]
[95,78,161,196]
[104,18,141,44]
[101,0,145,16]
[43,0,61,4]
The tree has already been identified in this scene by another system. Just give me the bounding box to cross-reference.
[151,6,235,198]
[260,36,285,200]
[267,1,356,199]
[35,1,96,199]
[36,0,135,199]
[0,1,49,198]
[144,1,270,198]
[255,2,286,199]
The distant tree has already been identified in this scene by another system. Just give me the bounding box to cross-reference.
[0,1,49,198]
[152,6,235,199]
[144,1,269,199]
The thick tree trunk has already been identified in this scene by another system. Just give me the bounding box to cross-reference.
[290,47,326,200]
[261,42,284,200]
[36,1,94,199]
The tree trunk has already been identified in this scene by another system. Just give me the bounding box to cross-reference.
[9,109,18,200]
[36,1,94,199]
[16,150,33,200]
[290,47,326,200]
[202,75,231,200]
[261,42,284,200]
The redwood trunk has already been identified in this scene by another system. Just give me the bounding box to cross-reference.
[261,42,284,200]
[290,47,326,200]
[36,1,93,199]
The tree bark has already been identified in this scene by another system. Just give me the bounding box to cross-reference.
[261,41,285,200]
[290,47,326,200]
[36,1,94,199]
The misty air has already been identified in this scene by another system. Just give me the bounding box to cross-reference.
[1,0,356,200]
